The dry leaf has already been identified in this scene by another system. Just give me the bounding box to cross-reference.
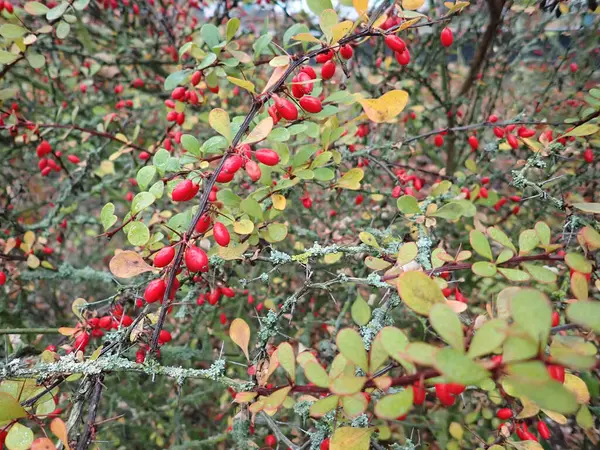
[109,250,154,278]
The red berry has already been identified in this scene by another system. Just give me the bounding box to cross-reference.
[265,434,277,448]
[171,86,186,100]
[551,311,560,327]
[507,134,519,149]
[245,160,262,181]
[172,179,199,202]
[191,70,202,86]
[255,149,280,166]
[435,384,455,406]
[583,148,594,163]
[299,96,323,114]
[321,60,336,80]
[0,271,6,285]
[440,27,453,47]
[99,316,112,329]
[154,246,175,267]
[493,127,505,138]
[315,50,334,64]
[67,154,80,164]
[446,383,465,395]
[73,331,90,352]
[158,330,172,344]
[213,222,231,247]
[320,438,330,450]
[496,408,513,420]
[547,364,565,383]
[395,49,411,66]
[302,197,312,209]
[220,313,227,325]
[185,246,209,272]
[468,135,479,151]
[537,421,551,440]
[223,154,244,175]
[300,66,317,79]
[412,381,426,405]
[569,62,578,73]
[339,44,353,59]
[479,187,489,199]
[36,140,52,157]
[144,279,167,303]
[274,96,298,121]
[195,213,212,234]
[384,35,406,53]
[518,127,536,138]
[434,135,444,147]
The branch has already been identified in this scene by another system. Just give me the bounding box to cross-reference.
[76,375,104,450]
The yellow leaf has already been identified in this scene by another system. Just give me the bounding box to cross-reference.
[517,397,540,418]
[353,0,368,15]
[71,298,87,321]
[263,386,291,410]
[50,418,71,450]
[357,90,409,123]
[229,318,251,360]
[226,76,255,93]
[27,253,40,269]
[397,270,445,316]
[58,327,78,336]
[24,231,35,246]
[233,219,254,235]
[243,117,273,145]
[332,21,353,43]
[541,409,568,424]
[209,108,232,144]
[292,33,321,43]
[335,168,364,190]
[269,55,290,67]
[402,0,424,10]
[564,374,590,404]
[109,250,154,278]
[234,392,258,403]
[262,65,289,94]
[271,194,286,210]
[330,427,373,450]
[396,17,423,31]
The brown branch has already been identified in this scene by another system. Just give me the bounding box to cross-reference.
[76,375,104,450]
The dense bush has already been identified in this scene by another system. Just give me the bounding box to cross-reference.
[1,0,600,449]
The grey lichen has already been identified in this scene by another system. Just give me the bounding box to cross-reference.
[257,310,279,347]
[269,249,292,264]
[350,414,370,428]
[293,400,313,424]
[20,264,114,283]
[360,306,394,350]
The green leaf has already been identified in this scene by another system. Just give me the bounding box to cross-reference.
[283,23,310,47]
[149,181,164,199]
[127,222,150,246]
[534,221,551,246]
[252,34,272,57]
[319,9,338,42]
[5,423,34,450]
[487,226,517,252]
[276,342,296,382]
[467,319,508,359]
[226,17,240,41]
[310,395,339,417]
[550,335,597,370]
[46,1,68,20]
[404,342,438,366]
[209,108,232,144]
[164,69,191,91]
[430,303,464,352]
[201,23,221,49]
[396,195,420,214]
[240,197,263,220]
[263,386,291,410]
[471,261,497,277]
[431,201,466,220]
[560,123,599,137]
[314,167,335,181]
[521,263,557,284]
[510,289,551,346]
[342,393,368,418]
[307,0,334,15]
[435,348,490,385]
[503,324,539,363]
[264,223,287,243]
[136,166,157,190]
[72,0,90,9]
[379,327,410,364]
[351,297,371,326]
[397,271,445,316]
[24,1,50,15]
[303,361,330,388]
[519,229,539,255]
[181,135,201,156]
[498,267,530,282]
[336,328,368,372]
[374,389,413,419]
[153,148,170,174]
[0,393,27,422]
[564,253,592,273]
[576,405,594,429]
[55,21,70,39]
[567,302,600,333]
[0,24,27,39]
[0,50,18,64]
[572,202,600,214]
[470,230,493,260]
[100,203,117,231]
[335,168,364,190]
[131,192,155,214]
[197,53,217,70]
[330,375,366,395]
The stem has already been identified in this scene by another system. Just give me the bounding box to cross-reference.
[0,328,61,335]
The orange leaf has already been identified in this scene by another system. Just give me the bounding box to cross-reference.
[50,418,71,450]
[229,318,251,360]
[32,438,58,450]
[109,250,154,278]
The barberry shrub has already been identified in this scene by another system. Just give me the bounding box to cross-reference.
[0,0,599,449]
